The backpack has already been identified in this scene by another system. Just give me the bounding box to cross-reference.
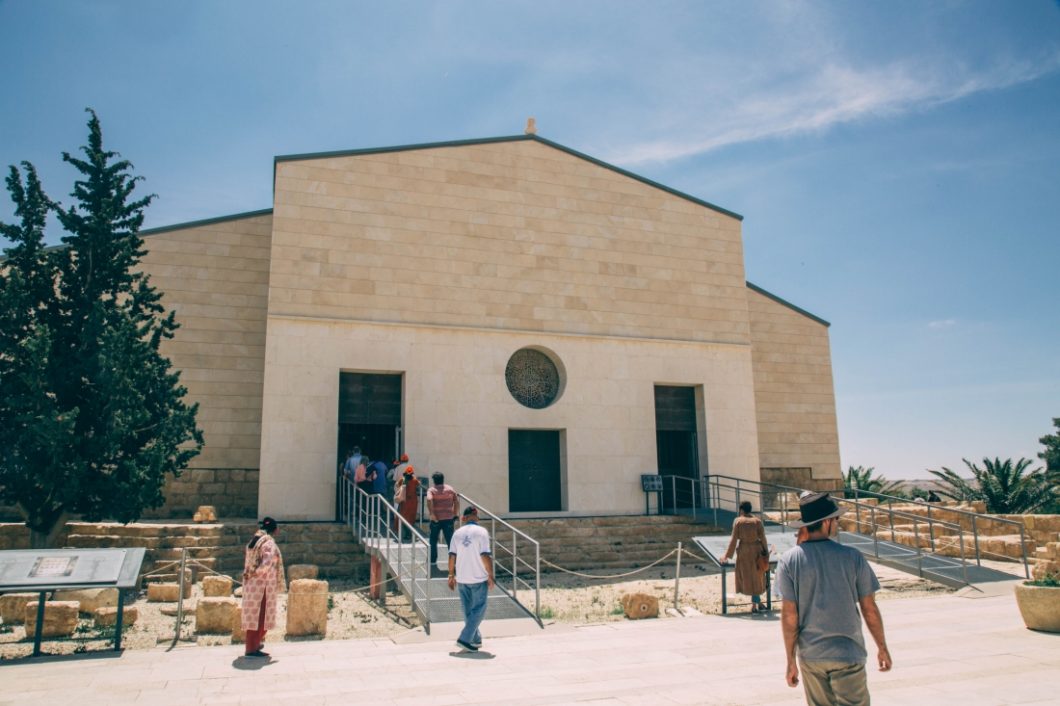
[353,463,367,484]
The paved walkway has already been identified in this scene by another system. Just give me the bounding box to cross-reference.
[1,583,1057,705]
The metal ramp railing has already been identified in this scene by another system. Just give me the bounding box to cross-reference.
[652,473,1029,588]
[339,478,542,633]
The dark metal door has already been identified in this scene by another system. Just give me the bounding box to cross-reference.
[654,386,700,511]
[508,430,562,512]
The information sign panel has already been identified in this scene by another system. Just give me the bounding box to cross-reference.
[692,528,797,567]
[0,548,126,588]
[640,474,663,492]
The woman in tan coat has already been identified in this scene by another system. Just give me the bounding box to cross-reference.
[721,500,768,613]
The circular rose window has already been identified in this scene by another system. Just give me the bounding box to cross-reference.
[505,348,563,409]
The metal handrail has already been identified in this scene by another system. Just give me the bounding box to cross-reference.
[456,491,541,624]
[340,479,434,632]
[652,470,1026,580]
[703,475,983,579]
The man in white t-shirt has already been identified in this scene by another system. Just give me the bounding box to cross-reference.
[448,506,494,652]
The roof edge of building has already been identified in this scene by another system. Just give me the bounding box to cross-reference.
[273,134,743,221]
[139,208,274,236]
[746,281,831,327]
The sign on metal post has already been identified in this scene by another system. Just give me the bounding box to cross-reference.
[640,474,664,515]
[0,547,146,656]
[692,530,794,614]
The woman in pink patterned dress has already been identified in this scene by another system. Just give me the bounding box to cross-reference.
[242,516,286,658]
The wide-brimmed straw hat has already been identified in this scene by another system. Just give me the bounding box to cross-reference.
[788,491,846,528]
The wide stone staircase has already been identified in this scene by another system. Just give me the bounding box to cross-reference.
[504,515,726,572]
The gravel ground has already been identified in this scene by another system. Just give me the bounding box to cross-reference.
[0,559,961,659]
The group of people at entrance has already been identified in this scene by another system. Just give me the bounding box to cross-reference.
[724,492,892,706]
[338,446,482,644]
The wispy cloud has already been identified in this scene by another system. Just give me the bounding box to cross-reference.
[928,319,957,330]
[607,51,1060,166]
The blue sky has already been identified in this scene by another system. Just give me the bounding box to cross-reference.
[1,0,1058,480]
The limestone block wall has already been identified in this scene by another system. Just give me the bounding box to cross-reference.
[747,285,841,485]
[258,317,761,520]
[142,468,259,519]
[137,211,273,497]
[269,137,749,345]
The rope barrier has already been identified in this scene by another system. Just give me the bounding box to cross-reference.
[539,549,679,579]
[678,547,711,563]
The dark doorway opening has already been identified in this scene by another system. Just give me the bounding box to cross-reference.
[337,372,403,517]
[654,386,700,511]
[508,430,563,512]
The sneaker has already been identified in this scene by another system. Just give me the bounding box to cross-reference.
[456,639,478,652]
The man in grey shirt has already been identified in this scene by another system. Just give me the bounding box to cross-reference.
[775,491,892,706]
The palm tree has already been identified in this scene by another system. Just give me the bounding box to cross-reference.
[928,457,1057,514]
[843,466,906,500]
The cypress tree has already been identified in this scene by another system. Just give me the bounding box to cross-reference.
[0,110,203,547]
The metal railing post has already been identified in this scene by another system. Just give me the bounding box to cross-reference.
[535,544,541,621]
[889,508,896,543]
[914,520,923,577]
[781,490,787,533]
[1019,523,1030,579]
[854,487,862,532]
[674,542,682,611]
[513,532,518,603]
[871,506,879,559]
[958,532,969,585]
[691,479,697,520]
[713,476,719,527]
[972,515,981,567]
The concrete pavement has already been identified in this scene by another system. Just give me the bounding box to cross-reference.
[0,584,1057,705]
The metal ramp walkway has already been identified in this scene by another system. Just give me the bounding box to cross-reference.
[837,531,1020,588]
[341,480,542,633]
[653,473,1030,589]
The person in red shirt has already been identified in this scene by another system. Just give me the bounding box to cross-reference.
[426,471,460,574]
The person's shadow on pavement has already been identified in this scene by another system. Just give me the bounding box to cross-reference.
[232,655,277,670]
[449,650,495,660]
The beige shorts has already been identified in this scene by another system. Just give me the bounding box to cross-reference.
[799,660,869,706]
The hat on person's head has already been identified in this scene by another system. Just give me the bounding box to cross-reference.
[788,491,846,528]
[404,465,415,475]
[462,506,478,518]
[400,453,409,462]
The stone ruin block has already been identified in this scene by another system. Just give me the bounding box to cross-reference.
[285,578,328,637]
[202,575,233,597]
[231,605,244,643]
[196,597,239,634]
[286,564,319,582]
[94,605,138,628]
[147,581,191,602]
[621,592,659,620]
[52,587,118,614]
[0,592,38,625]
[23,600,79,639]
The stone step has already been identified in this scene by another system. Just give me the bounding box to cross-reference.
[66,523,224,538]
[64,533,222,549]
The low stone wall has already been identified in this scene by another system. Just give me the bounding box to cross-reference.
[218,522,368,581]
[0,519,368,582]
[142,468,259,519]
[0,523,73,550]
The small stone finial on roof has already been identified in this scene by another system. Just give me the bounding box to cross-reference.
[524,117,537,135]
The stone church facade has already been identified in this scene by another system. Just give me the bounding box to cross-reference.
[136,133,841,520]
